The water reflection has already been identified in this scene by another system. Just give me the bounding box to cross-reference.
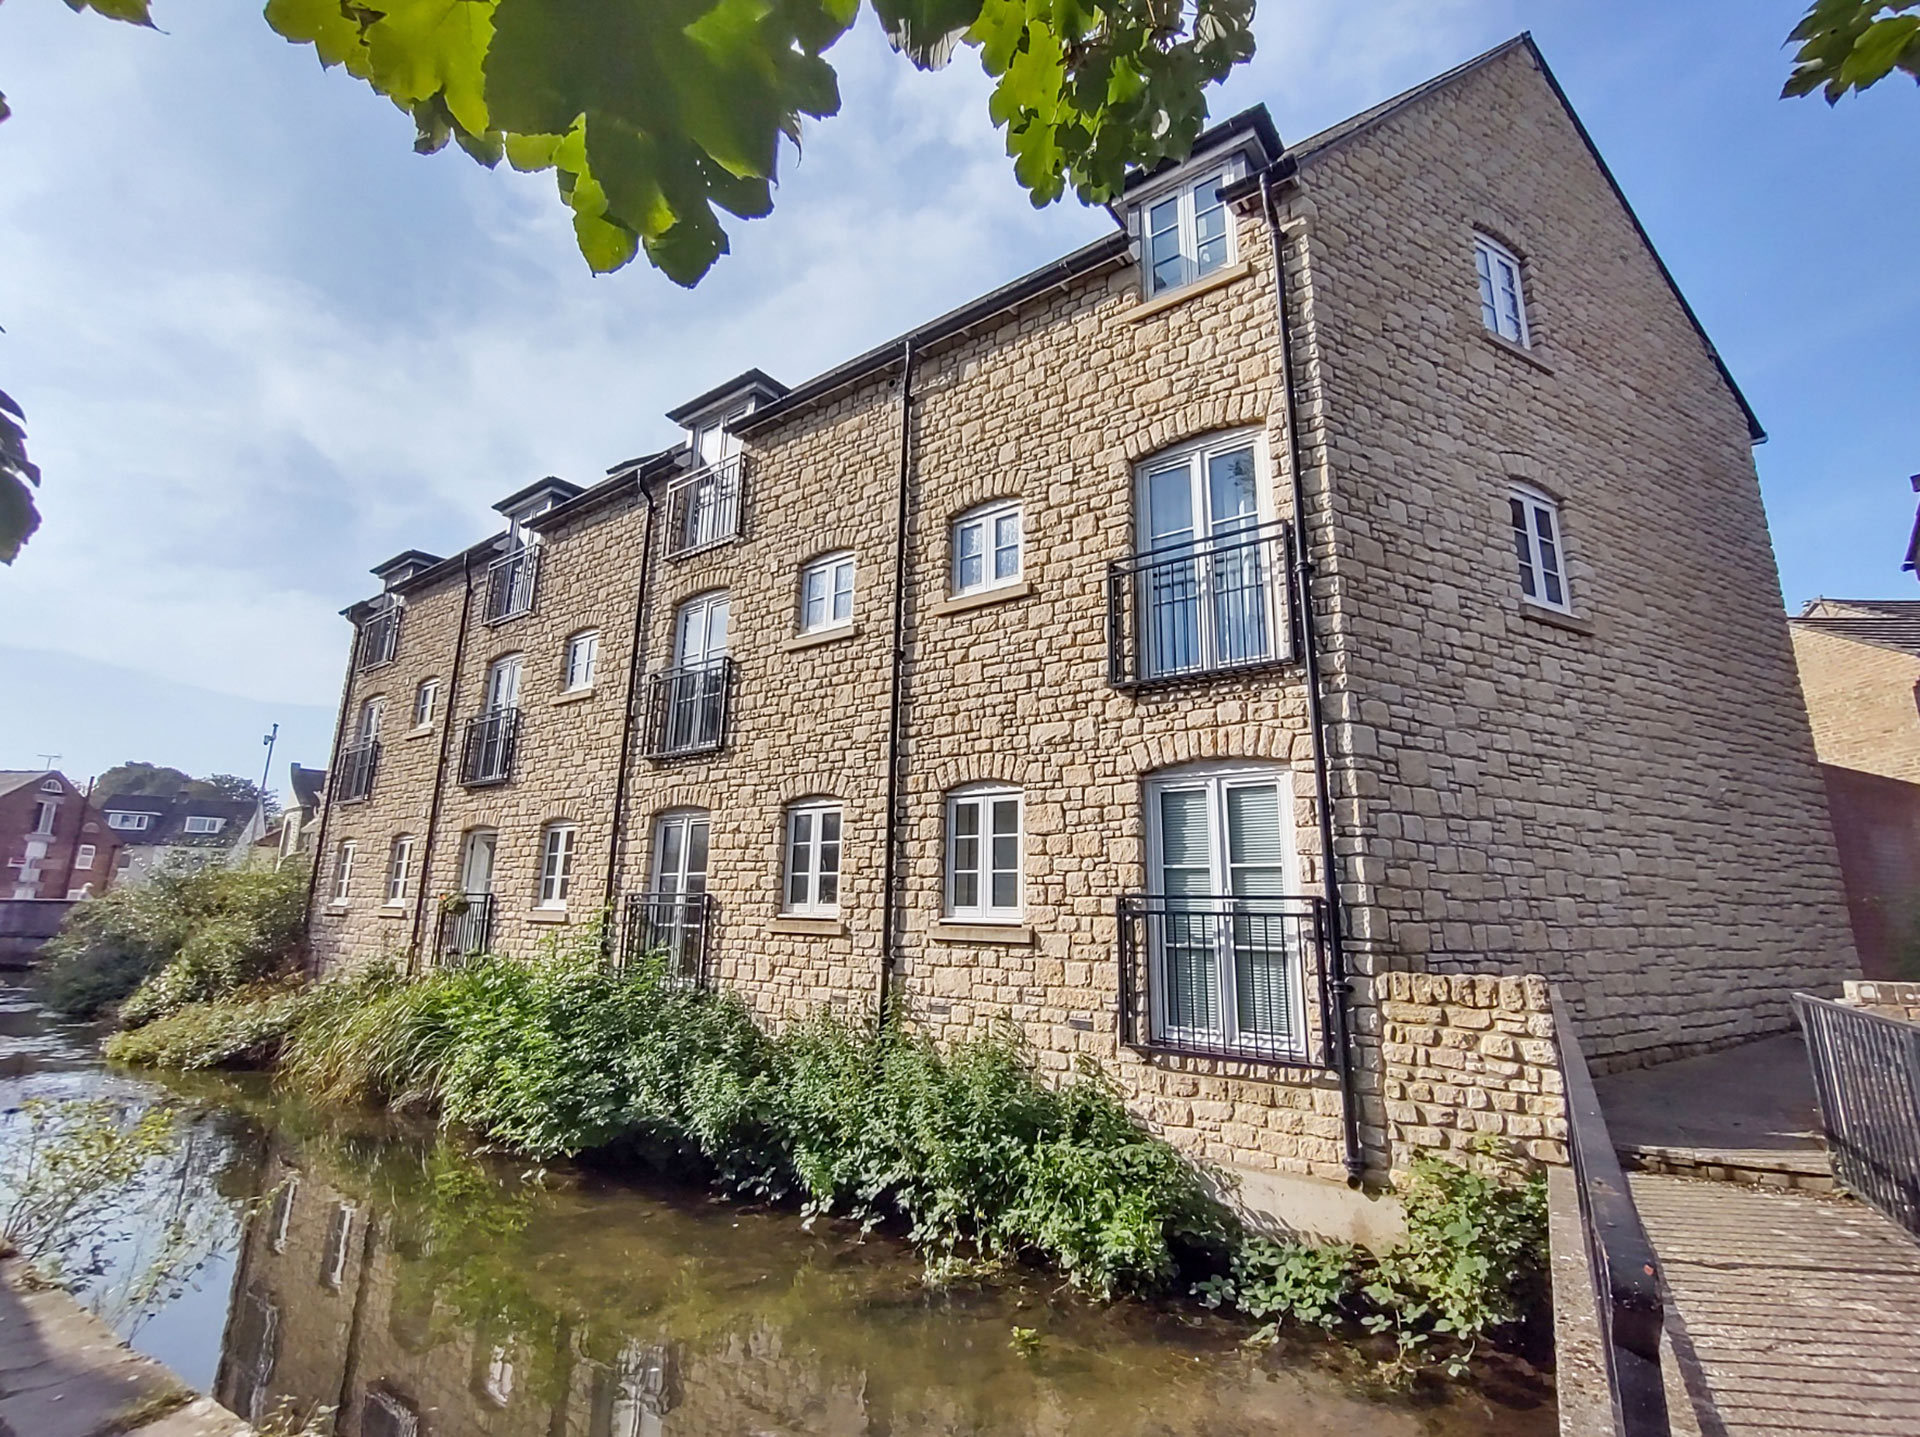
[0,987,1554,1436]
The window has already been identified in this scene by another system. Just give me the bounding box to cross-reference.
[38,779,60,794]
[783,801,842,915]
[1509,485,1570,612]
[951,501,1022,597]
[74,845,95,870]
[413,678,439,728]
[30,800,55,834]
[1474,234,1529,346]
[107,812,153,831]
[386,836,414,905]
[332,841,356,902]
[799,553,855,632]
[1142,163,1241,297]
[564,630,600,691]
[184,815,226,835]
[269,1175,299,1253]
[538,823,577,907]
[321,1201,356,1289]
[945,786,1022,921]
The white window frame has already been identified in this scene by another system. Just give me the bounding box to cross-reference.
[321,1202,356,1289]
[74,844,95,871]
[332,841,356,903]
[1474,234,1530,347]
[1138,157,1244,298]
[950,500,1023,598]
[269,1175,299,1253]
[183,815,226,835]
[538,823,577,908]
[945,785,1023,923]
[798,553,856,634]
[38,779,61,794]
[30,800,56,834]
[1509,483,1571,614]
[107,812,154,832]
[413,678,439,728]
[564,630,601,691]
[386,836,414,905]
[356,696,386,741]
[782,800,843,916]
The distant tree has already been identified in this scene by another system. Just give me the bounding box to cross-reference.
[202,774,281,823]
[95,762,196,797]
[1784,1,1920,105]
[0,383,38,566]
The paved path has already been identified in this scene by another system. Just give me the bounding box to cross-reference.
[0,1258,250,1437]
[1631,1173,1920,1435]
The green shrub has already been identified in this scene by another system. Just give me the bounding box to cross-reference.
[103,985,306,1069]
[41,863,308,1021]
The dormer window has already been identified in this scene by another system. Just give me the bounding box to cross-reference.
[663,370,787,559]
[1140,161,1242,298]
[184,815,226,835]
[108,811,155,832]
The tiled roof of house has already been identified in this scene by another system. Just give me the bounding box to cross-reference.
[289,764,326,812]
[1791,599,1920,658]
[97,794,259,848]
[0,770,55,800]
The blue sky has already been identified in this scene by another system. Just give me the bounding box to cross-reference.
[0,0,1915,797]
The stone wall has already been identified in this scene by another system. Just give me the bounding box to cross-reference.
[1842,980,1920,1023]
[1790,622,1920,784]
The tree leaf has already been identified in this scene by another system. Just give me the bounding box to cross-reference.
[60,0,157,28]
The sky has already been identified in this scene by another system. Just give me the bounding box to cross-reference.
[0,0,1915,799]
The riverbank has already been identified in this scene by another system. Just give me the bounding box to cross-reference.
[0,1254,251,1436]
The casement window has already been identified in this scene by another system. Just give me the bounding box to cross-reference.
[386,836,414,905]
[30,800,55,834]
[538,823,577,907]
[38,779,61,794]
[332,841,356,902]
[1509,484,1571,612]
[799,553,855,633]
[945,785,1022,921]
[356,696,386,741]
[413,678,439,728]
[321,1202,355,1289]
[1142,163,1241,297]
[783,801,842,915]
[951,500,1022,597]
[74,844,95,871]
[183,816,225,835]
[107,812,153,831]
[564,630,600,691]
[1475,234,1530,347]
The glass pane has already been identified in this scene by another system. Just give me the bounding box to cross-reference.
[1163,914,1218,1033]
[991,865,1017,910]
[1510,499,1537,598]
[1157,788,1212,896]
[1234,912,1289,1037]
[993,512,1020,579]
[1207,447,1259,531]
[787,827,808,907]
[956,522,984,590]
[657,825,682,892]
[1193,176,1228,275]
[1476,245,1499,332]
[990,798,1018,838]
[1149,196,1184,293]
[1226,785,1286,897]
[685,821,709,892]
[1145,463,1194,547]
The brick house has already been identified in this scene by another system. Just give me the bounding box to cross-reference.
[1789,598,1920,977]
[307,36,1855,1226]
[0,770,111,899]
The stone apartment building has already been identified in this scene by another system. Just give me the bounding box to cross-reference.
[1789,598,1920,976]
[309,36,1856,1222]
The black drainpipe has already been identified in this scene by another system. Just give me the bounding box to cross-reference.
[304,620,362,976]
[1259,165,1365,1186]
[407,553,477,967]
[603,474,661,941]
[877,337,916,1027]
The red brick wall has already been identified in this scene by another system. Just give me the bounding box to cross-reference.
[1819,763,1920,980]
[0,774,93,899]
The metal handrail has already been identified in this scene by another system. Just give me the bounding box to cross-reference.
[483,545,539,624]
[459,706,520,786]
[1117,893,1331,1068]
[1794,993,1920,1239]
[643,659,734,759]
[436,892,495,962]
[1107,518,1294,688]
[335,738,380,804]
[619,891,714,988]
[663,455,745,557]
[1549,990,1670,1436]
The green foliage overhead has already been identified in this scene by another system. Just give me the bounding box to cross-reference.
[256,0,1255,285]
[1785,1,1920,103]
[0,385,39,566]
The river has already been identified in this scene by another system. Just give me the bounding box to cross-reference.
[0,983,1555,1435]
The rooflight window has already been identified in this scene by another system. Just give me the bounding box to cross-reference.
[1142,163,1241,298]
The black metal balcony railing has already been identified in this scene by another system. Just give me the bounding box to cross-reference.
[336,738,380,804]
[460,707,520,786]
[356,605,400,671]
[618,892,714,989]
[483,546,539,624]
[1795,993,1920,1241]
[643,659,734,759]
[437,893,496,963]
[1118,894,1330,1067]
[1107,519,1294,688]
[664,455,745,557]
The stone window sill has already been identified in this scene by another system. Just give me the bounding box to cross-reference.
[553,687,596,706]
[324,902,350,914]
[405,724,435,740]
[1480,331,1555,375]
[782,623,860,652]
[377,904,407,919]
[930,580,1032,617]
[527,907,570,925]
[931,921,1034,946]
[1123,260,1253,323]
[1518,600,1594,635]
[770,915,847,937]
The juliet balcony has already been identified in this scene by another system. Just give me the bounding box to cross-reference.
[642,660,734,760]
[460,707,520,787]
[1107,519,1294,688]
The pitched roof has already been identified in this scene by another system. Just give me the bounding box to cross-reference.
[97,794,259,847]
[288,764,326,811]
[0,771,55,800]
[1791,599,1920,658]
